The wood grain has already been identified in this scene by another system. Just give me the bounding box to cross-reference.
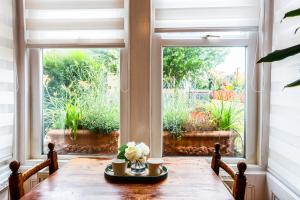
[212,143,247,200]
[9,143,58,200]
[21,157,234,200]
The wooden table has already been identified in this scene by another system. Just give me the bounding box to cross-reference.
[21,157,234,200]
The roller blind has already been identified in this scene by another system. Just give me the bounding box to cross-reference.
[153,0,261,32]
[268,0,300,196]
[24,0,127,47]
[0,0,15,163]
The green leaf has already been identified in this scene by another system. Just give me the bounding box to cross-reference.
[282,8,300,20]
[284,79,300,88]
[257,44,300,63]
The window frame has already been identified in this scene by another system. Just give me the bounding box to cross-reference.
[150,32,258,164]
[29,48,129,159]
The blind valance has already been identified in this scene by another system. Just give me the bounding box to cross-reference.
[0,0,15,163]
[153,0,261,32]
[24,0,126,47]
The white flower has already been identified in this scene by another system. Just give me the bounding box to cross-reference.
[136,142,150,156]
[125,146,142,161]
[127,141,136,147]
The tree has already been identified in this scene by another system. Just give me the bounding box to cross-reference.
[163,47,229,89]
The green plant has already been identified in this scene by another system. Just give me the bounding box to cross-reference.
[163,90,190,139]
[43,49,120,136]
[205,100,243,133]
[163,47,229,88]
[81,104,119,134]
[258,8,300,88]
[117,144,128,161]
[64,100,82,140]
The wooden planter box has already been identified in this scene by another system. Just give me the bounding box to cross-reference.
[45,129,119,155]
[163,131,238,156]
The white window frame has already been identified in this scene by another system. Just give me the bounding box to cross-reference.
[150,32,258,164]
[29,48,129,159]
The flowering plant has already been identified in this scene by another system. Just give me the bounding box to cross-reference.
[117,142,150,162]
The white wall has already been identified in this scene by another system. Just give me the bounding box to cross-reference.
[0,189,8,200]
[268,0,300,199]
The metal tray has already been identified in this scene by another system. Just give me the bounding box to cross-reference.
[104,164,168,183]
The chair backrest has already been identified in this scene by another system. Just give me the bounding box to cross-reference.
[211,143,247,200]
[9,143,59,200]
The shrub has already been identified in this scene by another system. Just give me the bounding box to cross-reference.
[43,49,120,136]
[205,100,244,133]
[163,90,190,139]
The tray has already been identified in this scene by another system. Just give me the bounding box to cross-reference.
[104,164,168,183]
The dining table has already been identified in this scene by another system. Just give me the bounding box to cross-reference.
[21,157,234,200]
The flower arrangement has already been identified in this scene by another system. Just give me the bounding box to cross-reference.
[117,142,150,162]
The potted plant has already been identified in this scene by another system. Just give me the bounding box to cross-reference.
[163,99,242,156]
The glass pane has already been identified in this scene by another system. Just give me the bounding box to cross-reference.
[162,47,245,157]
[42,49,120,155]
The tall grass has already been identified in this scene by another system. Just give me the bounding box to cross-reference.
[43,49,120,136]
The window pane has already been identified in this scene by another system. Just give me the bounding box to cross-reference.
[42,49,120,155]
[163,47,245,157]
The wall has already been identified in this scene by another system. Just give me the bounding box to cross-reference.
[0,190,8,200]
[268,0,300,199]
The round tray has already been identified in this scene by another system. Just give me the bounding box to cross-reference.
[104,164,168,183]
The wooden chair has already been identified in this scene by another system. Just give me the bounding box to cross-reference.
[211,143,247,200]
[8,143,59,200]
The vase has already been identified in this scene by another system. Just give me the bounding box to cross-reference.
[130,160,146,175]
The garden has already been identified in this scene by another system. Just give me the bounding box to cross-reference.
[162,47,245,157]
[42,47,245,157]
[42,49,120,155]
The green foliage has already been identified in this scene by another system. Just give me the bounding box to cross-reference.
[163,90,190,139]
[205,100,243,133]
[117,144,128,161]
[43,49,120,137]
[282,8,300,20]
[64,100,82,140]
[257,44,300,63]
[258,8,300,88]
[81,103,119,134]
[284,79,300,88]
[163,47,229,88]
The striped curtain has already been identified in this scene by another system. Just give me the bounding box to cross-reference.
[0,0,15,163]
[268,0,300,196]
[153,0,261,31]
[24,0,127,47]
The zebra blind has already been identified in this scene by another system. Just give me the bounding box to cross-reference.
[0,0,15,163]
[268,0,300,196]
[24,0,127,47]
[153,0,261,32]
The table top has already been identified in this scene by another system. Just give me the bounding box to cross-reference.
[21,157,234,200]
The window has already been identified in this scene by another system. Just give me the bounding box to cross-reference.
[26,0,128,158]
[42,49,120,155]
[151,32,258,161]
[162,46,246,157]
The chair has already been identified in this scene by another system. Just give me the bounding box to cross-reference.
[8,143,58,200]
[211,143,247,200]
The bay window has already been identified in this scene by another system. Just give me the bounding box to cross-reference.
[25,0,261,163]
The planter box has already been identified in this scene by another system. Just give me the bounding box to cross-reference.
[163,131,238,156]
[45,129,119,155]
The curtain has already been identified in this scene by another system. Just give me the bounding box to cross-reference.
[24,0,126,47]
[153,0,260,31]
[0,0,15,163]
